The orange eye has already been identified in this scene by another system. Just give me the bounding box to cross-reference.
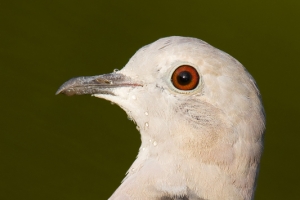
[171,65,199,90]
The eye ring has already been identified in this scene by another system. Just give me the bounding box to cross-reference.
[171,65,200,90]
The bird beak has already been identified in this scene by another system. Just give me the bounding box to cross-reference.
[56,73,142,96]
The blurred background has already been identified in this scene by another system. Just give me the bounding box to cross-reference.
[1,1,299,199]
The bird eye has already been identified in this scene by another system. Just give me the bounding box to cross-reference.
[171,65,200,90]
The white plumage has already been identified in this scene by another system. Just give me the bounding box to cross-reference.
[57,36,265,200]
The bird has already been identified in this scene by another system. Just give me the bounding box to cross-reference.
[56,36,265,200]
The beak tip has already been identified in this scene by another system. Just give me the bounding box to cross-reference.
[55,78,77,96]
[55,85,65,95]
[55,90,61,95]
[55,87,75,96]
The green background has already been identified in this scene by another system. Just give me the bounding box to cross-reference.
[1,1,299,199]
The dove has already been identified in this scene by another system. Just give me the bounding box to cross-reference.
[56,36,265,200]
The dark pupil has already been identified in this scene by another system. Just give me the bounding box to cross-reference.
[177,71,192,85]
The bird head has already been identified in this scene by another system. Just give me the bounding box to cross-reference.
[57,36,265,200]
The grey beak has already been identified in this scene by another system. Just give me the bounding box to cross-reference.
[56,73,142,96]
